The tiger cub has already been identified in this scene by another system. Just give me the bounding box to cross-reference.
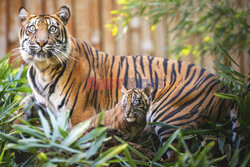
[88,85,152,141]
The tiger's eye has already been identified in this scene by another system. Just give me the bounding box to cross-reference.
[28,25,36,33]
[49,26,57,33]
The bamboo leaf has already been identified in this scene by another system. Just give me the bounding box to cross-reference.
[153,128,181,162]
[62,119,90,147]
[38,110,51,138]
[90,144,127,167]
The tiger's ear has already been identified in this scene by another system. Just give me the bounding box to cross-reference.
[121,85,127,95]
[143,85,153,97]
[19,7,30,23]
[57,6,71,25]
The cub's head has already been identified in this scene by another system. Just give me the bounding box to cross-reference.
[121,85,153,124]
[18,6,71,64]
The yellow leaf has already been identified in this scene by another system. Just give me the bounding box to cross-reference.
[182,48,190,56]
[117,0,128,5]
[204,36,211,42]
[151,25,156,31]
[110,10,119,15]
[112,27,118,36]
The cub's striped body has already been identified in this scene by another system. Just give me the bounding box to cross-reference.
[17,6,232,151]
[89,86,152,140]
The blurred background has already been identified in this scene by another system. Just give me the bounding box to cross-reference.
[0,0,248,74]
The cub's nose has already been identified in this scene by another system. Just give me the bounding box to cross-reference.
[36,40,48,47]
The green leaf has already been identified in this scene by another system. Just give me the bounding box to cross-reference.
[66,152,87,165]
[196,142,214,163]
[38,110,51,138]
[62,119,91,147]
[58,127,68,138]
[97,110,105,128]
[217,44,239,67]
[86,132,106,159]
[114,136,149,160]
[153,128,181,162]
[123,147,136,167]
[0,143,7,162]
[13,124,47,140]
[148,122,179,129]
[240,152,250,167]
[0,131,18,143]
[78,127,107,145]
[7,86,32,93]
[90,144,127,167]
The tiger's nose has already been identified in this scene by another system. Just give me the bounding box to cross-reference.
[36,40,48,47]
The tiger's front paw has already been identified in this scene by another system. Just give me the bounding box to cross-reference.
[13,95,46,124]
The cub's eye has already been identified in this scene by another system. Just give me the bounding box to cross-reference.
[49,26,58,33]
[28,25,36,33]
[133,99,140,105]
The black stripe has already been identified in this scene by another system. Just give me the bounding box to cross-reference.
[194,68,205,84]
[48,63,67,98]
[147,56,155,88]
[163,58,168,87]
[29,66,42,95]
[81,42,92,92]
[178,61,182,73]
[123,57,129,88]
[109,56,115,107]
[133,56,142,88]
[69,83,82,117]
[61,63,75,95]
[96,49,99,68]
[58,79,75,109]
[120,56,125,67]
[185,64,195,79]
[115,58,122,104]
[140,56,145,76]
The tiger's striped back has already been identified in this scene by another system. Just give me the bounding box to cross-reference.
[147,72,231,143]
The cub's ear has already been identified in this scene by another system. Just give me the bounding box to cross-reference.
[57,6,71,25]
[19,7,30,22]
[121,85,127,95]
[143,85,153,97]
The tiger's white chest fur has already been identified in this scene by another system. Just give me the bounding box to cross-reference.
[27,65,70,116]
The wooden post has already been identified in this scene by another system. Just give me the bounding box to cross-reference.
[100,0,115,55]
[0,0,7,59]
[90,0,101,49]
[72,0,91,41]
[114,2,128,56]
[44,0,56,14]
[153,19,166,57]
[8,0,22,63]
[140,19,153,56]
[128,16,140,55]
[24,0,43,14]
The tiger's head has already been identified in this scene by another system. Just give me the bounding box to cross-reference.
[18,6,71,65]
[121,85,153,124]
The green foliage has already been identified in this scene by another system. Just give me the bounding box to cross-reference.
[215,48,250,166]
[109,0,249,61]
[0,109,129,166]
[0,55,31,166]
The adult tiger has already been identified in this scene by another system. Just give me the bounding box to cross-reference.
[17,5,233,135]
